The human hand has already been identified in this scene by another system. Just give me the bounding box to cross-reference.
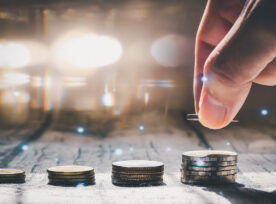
[194,0,276,129]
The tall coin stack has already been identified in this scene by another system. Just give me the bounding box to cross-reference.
[47,165,95,186]
[181,150,238,184]
[112,160,164,186]
[0,169,25,183]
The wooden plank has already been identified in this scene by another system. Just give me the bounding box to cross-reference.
[0,120,275,204]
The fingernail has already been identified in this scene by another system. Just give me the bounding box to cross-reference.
[199,92,226,128]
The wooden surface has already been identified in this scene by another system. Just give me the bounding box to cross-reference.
[0,113,276,204]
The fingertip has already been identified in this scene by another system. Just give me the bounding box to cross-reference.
[198,91,227,129]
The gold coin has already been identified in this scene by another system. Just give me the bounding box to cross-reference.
[0,169,25,177]
[49,177,95,183]
[182,150,238,162]
[47,166,94,176]
[182,160,237,167]
[181,165,237,172]
[48,174,94,180]
[180,169,236,176]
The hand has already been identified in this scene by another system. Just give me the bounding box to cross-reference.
[194,0,276,129]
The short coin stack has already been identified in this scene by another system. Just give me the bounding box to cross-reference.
[112,160,164,186]
[181,150,238,185]
[47,165,95,186]
[0,169,25,183]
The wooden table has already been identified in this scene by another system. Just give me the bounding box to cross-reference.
[0,112,275,204]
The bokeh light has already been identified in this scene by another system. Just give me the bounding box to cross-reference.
[0,72,30,87]
[138,124,145,131]
[151,34,192,67]
[260,108,269,116]
[76,126,85,134]
[101,92,114,107]
[0,42,30,68]
[195,160,205,166]
[53,32,122,71]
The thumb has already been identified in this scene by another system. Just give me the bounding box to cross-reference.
[198,0,276,129]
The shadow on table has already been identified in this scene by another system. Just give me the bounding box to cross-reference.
[201,183,276,204]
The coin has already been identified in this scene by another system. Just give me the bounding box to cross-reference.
[48,180,95,186]
[182,160,237,167]
[0,169,26,183]
[181,174,236,183]
[112,160,164,171]
[181,169,236,176]
[48,174,94,180]
[112,170,164,175]
[49,177,95,183]
[182,150,238,162]
[0,169,25,177]
[47,166,94,176]
[112,179,163,186]
[111,160,164,186]
[181,165,237,172]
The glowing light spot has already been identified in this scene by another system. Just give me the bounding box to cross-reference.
[21,144,29,151]
[62,77,87,88]
[218,191,223,196]
[138,125,145,131]
[195,160,205,166]
[144,92,150,105]
[53,33,122,69]
[151,34,192,67]
[201,76,208,82]
[114,148,123,155]
[226,141,231,146]
[0,42,30,68]
[55,158,60,162]
[129,146,134,152]
[166,147,171,152]
[76,182,85,187]
[101,92,114,107]
[260,109,269,116]
[0,72,30,86]
[208,147,213,150]
[13,91,20,97]
[76,126,85,134]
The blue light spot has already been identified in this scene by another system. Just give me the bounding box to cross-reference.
[226,141,231,146]
[114,148,123,155]
[129,146,134,152]
[21,144,29,151]
[138,125,145,131]
[76,182,85,187]
[207,147,213,150]
[76,126,85,134]
[218,191,223,195]
[201,76,208,82]
[260,108,269,116]
[195,160,205,166]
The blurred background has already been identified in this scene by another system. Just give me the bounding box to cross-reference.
[0,0,275,138]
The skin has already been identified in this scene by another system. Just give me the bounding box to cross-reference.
[194,0,276,129]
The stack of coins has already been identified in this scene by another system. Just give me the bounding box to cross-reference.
[181,150,238,185]
[112,160,164,186]
[47,165,95,186]
[0,169,25,183]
